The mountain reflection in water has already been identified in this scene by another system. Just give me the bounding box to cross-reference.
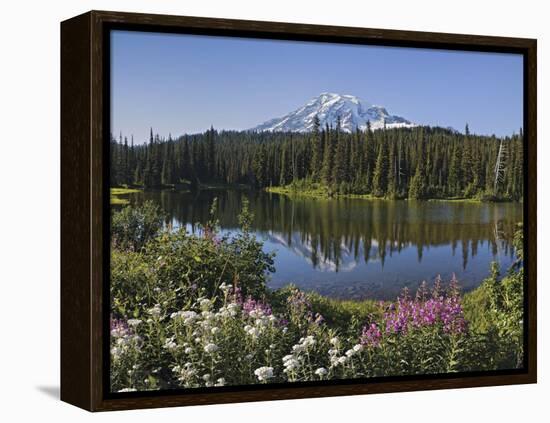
[123,189,522,300]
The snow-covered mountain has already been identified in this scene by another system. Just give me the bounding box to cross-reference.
[251,92,416,133]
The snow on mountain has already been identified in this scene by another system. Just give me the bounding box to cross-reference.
[251,92,416,133]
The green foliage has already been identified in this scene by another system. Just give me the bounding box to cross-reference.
[372,139,388,197]
[111,125,523,201]
[408,162,427,199]
[111,201,275,319]
[463,224,524,368]
[110,202,525,392]
[304,292,380,335]
[110,265,525,391]
[111,201,165,251]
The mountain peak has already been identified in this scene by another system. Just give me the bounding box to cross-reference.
[251,93,415,133]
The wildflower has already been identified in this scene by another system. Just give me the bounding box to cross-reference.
[211,327,220,335]
[330,337,340,346]
[110,319,129,338]
[215,378,226,387]
[255,318,267,327]
[164,338,177,351]
[246,326,260,338]
[148,304,162,317]
[204,343,219,354]
[200,298,212,310]
[315,367,328,377]
[227,303,239,316]
[254,366,274,382]
[243,297,272,317]
[361,323,382,347]
[314,313,325,324]
[127,319,142,327]
[110,346,121,359]
[184,347,193,354]
[301,335,316,347]
[292,344,306,354]
[337,356,348,365]
[201,311,215,321]
[282,355,300,372]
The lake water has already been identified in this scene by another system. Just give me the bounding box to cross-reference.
[122,189,522,301]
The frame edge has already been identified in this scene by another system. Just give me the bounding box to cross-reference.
[62,9,537,411]
[60,11,94,411]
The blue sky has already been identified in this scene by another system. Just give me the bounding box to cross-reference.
[111,30,523,143]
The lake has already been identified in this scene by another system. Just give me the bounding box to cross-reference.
[121,189,522,301]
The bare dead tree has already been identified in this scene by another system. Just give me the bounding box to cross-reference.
[494,139,507,193]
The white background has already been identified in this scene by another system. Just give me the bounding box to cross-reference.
[0,0,546,420]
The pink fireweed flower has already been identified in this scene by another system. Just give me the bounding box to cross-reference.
[242,297,272,317]
[361,323,382,347]
[382,279,468,335]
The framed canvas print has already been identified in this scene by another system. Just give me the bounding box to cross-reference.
[60,10,537,411]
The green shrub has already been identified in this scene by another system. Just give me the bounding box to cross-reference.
[111,201,165,251]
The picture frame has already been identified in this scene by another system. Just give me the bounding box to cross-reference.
[61,10,537,411]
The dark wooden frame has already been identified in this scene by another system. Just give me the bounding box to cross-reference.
[61,10,537,412]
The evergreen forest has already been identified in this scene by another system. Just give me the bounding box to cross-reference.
[110,120,523,201]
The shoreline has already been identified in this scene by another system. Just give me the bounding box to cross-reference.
[265,185,520,203]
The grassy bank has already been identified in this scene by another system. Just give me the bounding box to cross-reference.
[198,182,251,191]
[110,187,142,205]
[266,181,518,203]
[266,185,376,200]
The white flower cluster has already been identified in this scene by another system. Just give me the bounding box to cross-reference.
[292,335,316,354]
[204,343,219,354]
[163,337,177,351]
[110,327,142,361]
[314,367,328,377]
[127,319,142,327]
[219,282,231,293]
[170,310,198,325]
[148,304,162,318]
[242,309,277,340]
[254,366,274,382]
[345,344,364,357]
[199,298,212,310]
[282,354,300,373]
[217,303,239,318]
[244,324,260,338]
[172,362,197,387]
[329,342,363,367]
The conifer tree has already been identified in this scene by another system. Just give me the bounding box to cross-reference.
[372,140,388,197]
[321,124,334,187]
[310,115,322,180]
